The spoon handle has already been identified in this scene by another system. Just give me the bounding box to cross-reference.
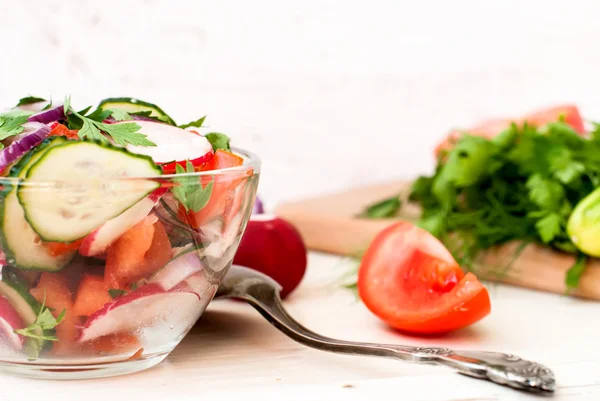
[217,266,555,394]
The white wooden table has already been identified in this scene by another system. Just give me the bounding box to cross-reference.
[1,252,599,401]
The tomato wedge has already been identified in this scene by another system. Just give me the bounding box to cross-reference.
[357,222,491,334]
[435,104,586,157]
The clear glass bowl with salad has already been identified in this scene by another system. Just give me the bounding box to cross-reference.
[0,96,260,379]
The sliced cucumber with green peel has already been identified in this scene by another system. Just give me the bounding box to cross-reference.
[0,271,42,326]
[18,140,162,243]
[0,270,49,354]
[97,97,176,125]
[0,137,75,271]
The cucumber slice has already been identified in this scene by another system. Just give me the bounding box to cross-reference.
[0,270,49,354]
[18,141,162,243]
[0,271,42,326]
[97,97,176,125]
[0,137,75,271]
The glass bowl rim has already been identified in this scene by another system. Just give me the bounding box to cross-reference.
[0,146,261,186]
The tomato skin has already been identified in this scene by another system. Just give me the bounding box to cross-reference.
[435,105,586,156]
[160,150,214,174]
[201,149,244,172]
[357,222,491,334]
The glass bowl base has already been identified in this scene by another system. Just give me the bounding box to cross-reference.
[0,352,169,380]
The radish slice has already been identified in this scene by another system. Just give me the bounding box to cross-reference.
[149,250,204,290]
[28,105,65,124]
[78,283,200,342]
[79,190,166,257]
[0,296,24,350]
[0,122,50,172]
[16,101,49,113]
[121,121,213,165]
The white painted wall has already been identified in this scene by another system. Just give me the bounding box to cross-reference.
[2,0,600,209]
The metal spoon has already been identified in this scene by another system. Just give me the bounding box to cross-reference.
[215,265,556,394]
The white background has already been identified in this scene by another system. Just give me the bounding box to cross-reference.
[3,0,600,209]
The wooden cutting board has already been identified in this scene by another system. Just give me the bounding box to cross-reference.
[275,180,600,300]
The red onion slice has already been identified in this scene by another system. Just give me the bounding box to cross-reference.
[252,196,264,214]
[27,105,65,124]
[0,123,51,172]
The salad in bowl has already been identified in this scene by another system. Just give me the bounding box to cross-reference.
[0,96,260,379]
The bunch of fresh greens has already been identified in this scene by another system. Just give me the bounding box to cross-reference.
[360,120,600,288]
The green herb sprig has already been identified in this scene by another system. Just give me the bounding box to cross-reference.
[0,109,34,146]
[13,293,66,360]
[357,195,402,218]
[64,96,156,147]
[171,160,214,212]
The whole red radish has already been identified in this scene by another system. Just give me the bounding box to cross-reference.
[233,214,307,299]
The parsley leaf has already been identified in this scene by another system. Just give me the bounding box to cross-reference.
[536,212,562,243]
[547,147,585,184]
[86,108,113,123]
[525,174,565,211]
[100,121,155,146]
[16,96,46,106]
[441,135,497,187]
[107,109,132,122]
[566,253,587,289]
[179,116,206,129]
[13,292,66,360]
[0,109,34,142]
[205,132,231,152]
[78,119,107,142]
[171,160,214,212]
[357,195,401,218]
[63,95,71,115]
[64,97,156,147]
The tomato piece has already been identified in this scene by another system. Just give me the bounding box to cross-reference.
[73,274,112,317]
[49,123,79,140]
[178,150,245,229]
[87,332,140,354]
[139,220,173,277]
[434,105,586,157]
[357,222,491,334]
[105,216,156,289]
[105,218,172,290]
[30,273,80,355]
[44,239,83,257]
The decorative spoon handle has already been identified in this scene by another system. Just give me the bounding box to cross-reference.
[216,265,555,394]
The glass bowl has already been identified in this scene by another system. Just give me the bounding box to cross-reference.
[0,147,260,379]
